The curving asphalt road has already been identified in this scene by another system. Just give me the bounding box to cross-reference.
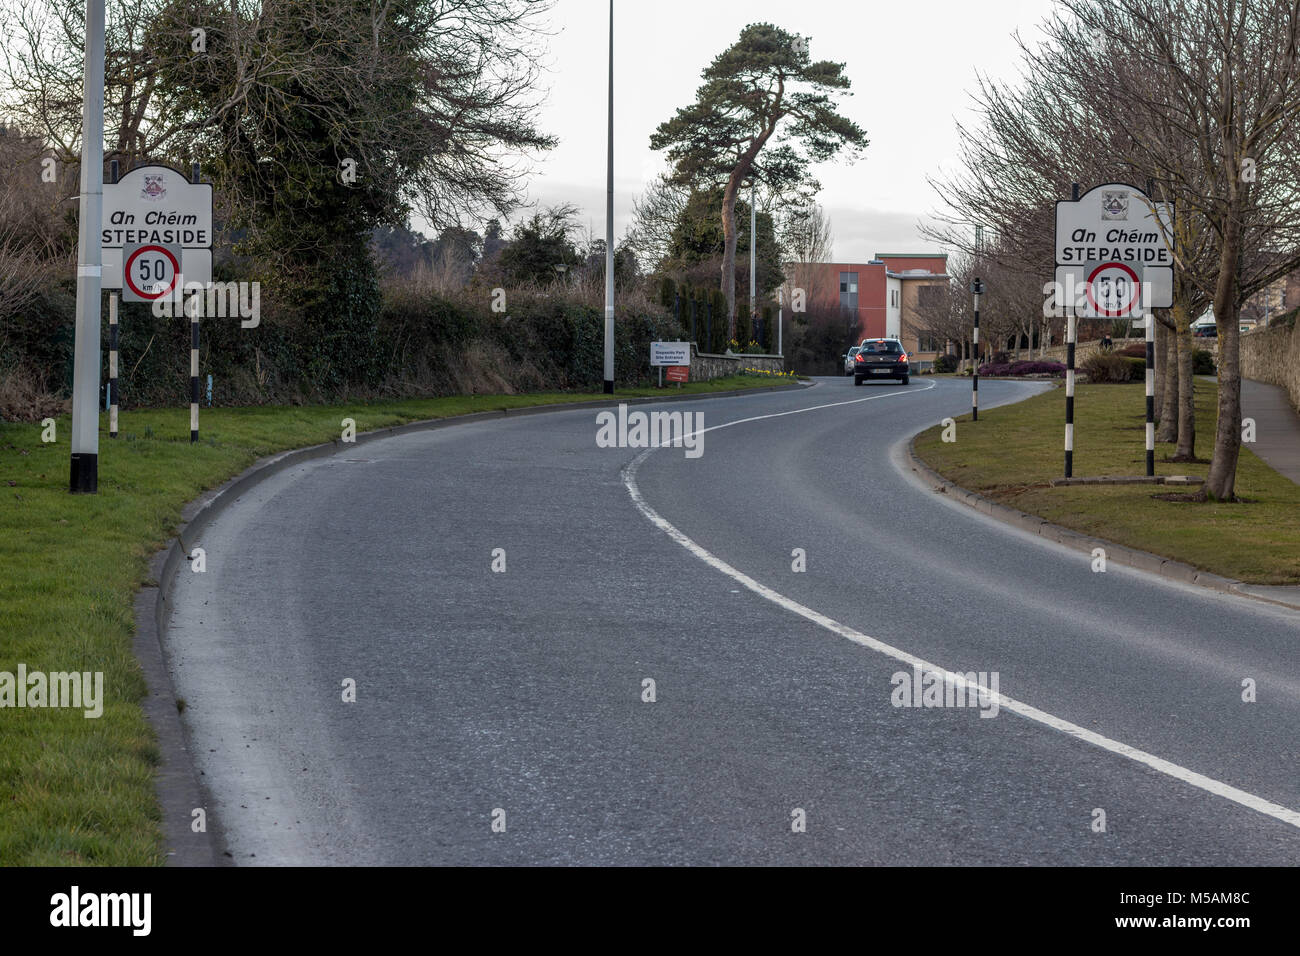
[165,376,1300,865]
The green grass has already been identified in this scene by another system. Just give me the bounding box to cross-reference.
[0,373,794,866]
[914,380,1300,585]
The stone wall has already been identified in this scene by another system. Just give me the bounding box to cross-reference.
[1038,334,1219,368]
[1038,337,1142,364]
[1240,320,1300,412]
[688,344,784,381]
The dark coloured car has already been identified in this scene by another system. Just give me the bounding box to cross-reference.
[842,345,862,375]
[854,338,910,385]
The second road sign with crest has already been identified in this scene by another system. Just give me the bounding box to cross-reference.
[1054,182,1174,318]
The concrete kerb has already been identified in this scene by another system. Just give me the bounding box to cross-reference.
[904,434,1300,613]
[137,379,811,866]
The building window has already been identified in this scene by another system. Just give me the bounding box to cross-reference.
[917,285,944,310]
[917,335,938,352]
[839,272,858,310]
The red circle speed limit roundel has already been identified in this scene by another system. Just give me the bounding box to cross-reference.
[124,244,181,300]
[1085,261,1140,317]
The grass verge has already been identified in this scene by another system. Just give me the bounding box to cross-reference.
[914,380,1300,585]
[0,373,795,865]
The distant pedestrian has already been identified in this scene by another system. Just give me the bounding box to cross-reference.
[1100,333,1113,351]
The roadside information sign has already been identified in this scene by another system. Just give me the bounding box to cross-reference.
[1054,183,1174,317]
[103,164,212,291]
[650,341,691,366]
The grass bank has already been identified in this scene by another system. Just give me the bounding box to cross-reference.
[0,373,795,865]
[913,381,1300,585]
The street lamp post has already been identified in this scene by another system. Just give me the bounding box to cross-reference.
[970,277,983,421]
[602,0,614,394]
[69,0,106,493]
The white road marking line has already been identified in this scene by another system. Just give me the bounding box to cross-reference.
[669,379,937,442]
[621,381,1300,831]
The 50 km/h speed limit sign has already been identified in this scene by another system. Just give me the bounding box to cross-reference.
[1084,261,1140,317]
[122,242,181,303]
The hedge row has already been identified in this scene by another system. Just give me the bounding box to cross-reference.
[0,274,687,416]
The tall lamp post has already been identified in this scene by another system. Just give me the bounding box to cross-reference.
[70,0,106,493]
[970,277,983,421]
[602,0,614,393]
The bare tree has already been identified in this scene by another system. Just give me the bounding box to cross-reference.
[0,0,558,238]
[925,0,1300,492]
[624,171,690,273]
[1057,0,1300,497]
[780,201,836,316]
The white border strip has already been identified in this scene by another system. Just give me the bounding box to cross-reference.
[621,382,1300,830]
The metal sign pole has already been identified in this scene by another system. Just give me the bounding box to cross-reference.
[69,0,106,493]
[1065,310,1076,477]
[1063,183,1080,478]
[1144,313,1155,475]
[190,308,200,442]
[107,158,119,440]
[189,161,201,442]
[108,294,119,437]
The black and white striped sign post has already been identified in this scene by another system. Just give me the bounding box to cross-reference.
[1144,315,1155,475]
[1063,183,1079,477]
[107,159,119,440]
[189,162,200,443]
[970,277,983,421]
[189,311,200,442]
[1064,310,1076,477]
[108,293,119,438]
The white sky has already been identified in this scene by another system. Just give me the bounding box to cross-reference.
[511,0,1060,262]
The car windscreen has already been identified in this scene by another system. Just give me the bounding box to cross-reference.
[861,341,902,353]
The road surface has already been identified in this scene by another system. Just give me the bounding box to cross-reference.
[165,376,1300,864]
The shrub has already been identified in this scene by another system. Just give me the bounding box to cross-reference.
[1081,351,1138,383]
[1117,343,1147,358]
[1193,348,1215,375]
[933,353,960,373]
[976,359,1066,377]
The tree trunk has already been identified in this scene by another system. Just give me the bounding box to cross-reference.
[1159,317,1170,416]
[1175,327,1196,460]
[1204,220,1242,500]
[1205,311,1242,498]
[720,179,739,342]
[1156,316,1177,442]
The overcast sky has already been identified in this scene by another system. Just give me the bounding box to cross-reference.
[506,0,1059,263]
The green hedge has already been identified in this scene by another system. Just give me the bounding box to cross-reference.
[2,270,686,414]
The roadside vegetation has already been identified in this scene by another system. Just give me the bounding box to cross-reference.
[914,381,1300,584]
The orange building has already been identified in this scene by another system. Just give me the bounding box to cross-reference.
[786,254,950,363]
